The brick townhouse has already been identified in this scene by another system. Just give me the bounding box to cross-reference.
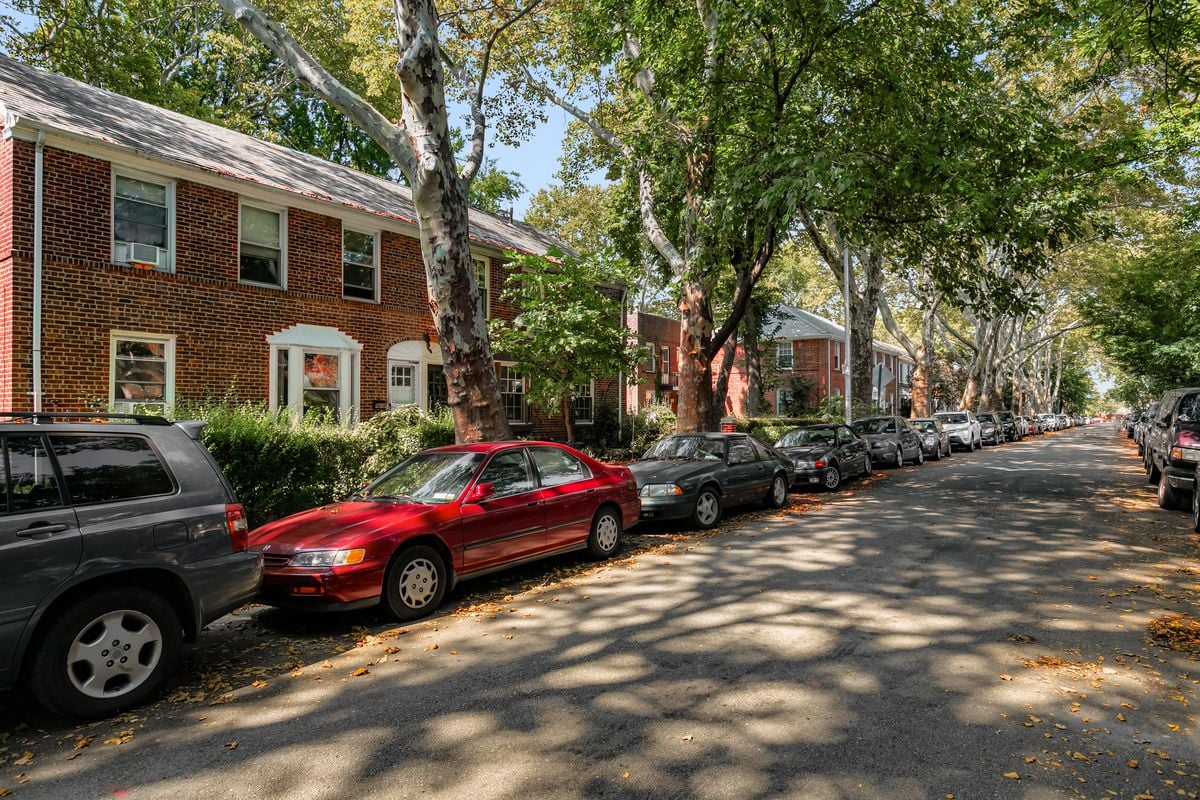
[719,304,914,417]
[624,310,680,414]
[0,56,620,436]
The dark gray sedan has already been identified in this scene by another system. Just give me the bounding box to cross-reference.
[852,416,924,467]
[629,433,795,529]
[774,424,872,491]
[910,418,953,460]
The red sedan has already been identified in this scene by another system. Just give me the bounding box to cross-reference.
[249,441,640,620]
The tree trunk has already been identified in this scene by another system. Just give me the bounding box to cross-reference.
[743,305,762,417]
[216,0,512,443]
[677,279,716,432]
[712,331,739,419]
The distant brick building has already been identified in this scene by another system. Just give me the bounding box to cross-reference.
[624,310,680,414]
[716,305,914,417]
[0,56,615,438]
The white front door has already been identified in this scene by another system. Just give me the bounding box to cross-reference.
[388,360,417,409]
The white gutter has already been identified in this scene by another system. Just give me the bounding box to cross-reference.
[33,129,45,413]
[617,287,627,438]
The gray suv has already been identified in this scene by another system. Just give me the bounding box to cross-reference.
[0,413,261,718]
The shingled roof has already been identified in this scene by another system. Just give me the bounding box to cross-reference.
[765,304,910,358]
[0,55,570,257]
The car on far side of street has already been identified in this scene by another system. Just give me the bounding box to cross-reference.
[630,433,795,530]
[774,424,872,491]
[852,416,924,468]
[977,412,1004,446]
[251,442,640,621]
[933,410,981,451]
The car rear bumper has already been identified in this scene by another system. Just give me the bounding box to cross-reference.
[184,550,263,630]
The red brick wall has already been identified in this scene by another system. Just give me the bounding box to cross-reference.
[1,141,617,432]
[625,311,680,414]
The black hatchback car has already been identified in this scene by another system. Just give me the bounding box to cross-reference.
[629,433,795,530]
[774,424,871,491]
[0,413,261,718]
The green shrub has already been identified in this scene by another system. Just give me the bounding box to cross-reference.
[191,404,370,529]
[624,403,678,454]
[357,405,456,477]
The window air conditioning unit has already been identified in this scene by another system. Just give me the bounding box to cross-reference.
[117,241,165,268]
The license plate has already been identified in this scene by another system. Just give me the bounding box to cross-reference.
[808,477,819,483]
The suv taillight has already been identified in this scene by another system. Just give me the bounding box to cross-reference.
[225,503,249,552]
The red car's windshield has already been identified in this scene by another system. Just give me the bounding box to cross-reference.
[366,452,486,504]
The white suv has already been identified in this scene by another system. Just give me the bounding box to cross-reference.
[932,411,982,451]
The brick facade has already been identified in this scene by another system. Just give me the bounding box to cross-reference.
[0,136,610,439]
[624,311,680,414]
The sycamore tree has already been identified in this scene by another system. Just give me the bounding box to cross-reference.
[489,252,643,446]
[206,0,556,441]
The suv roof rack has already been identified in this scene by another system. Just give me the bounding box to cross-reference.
[0,412,173,426]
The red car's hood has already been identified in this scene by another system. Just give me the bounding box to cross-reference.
[249,500,444,553]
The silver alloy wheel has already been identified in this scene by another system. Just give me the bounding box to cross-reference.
[67,610,162,699]
[772,475,787,503]
[398,557,440,609]
[823,467,840,490]
[595,512,620,552]
[894,448,903,468]
[695,492,720,526]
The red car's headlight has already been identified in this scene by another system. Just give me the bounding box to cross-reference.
[289,549,366,567]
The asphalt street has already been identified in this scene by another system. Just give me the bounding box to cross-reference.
[2,423,1198,799]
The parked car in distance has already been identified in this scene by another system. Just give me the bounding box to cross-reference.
[911,418,952,460]
[1124,411,1142,437]
[977,412,1004,446]
[1022,416,1042,435]
[774,424,871,491]
[995,410,1022,441]
[1037,413,1060,432]
[1144,388,1200,510]
[629,433,794,529]
[251,442,639,621]
[1058,413,1072,432]
[0,413,261,719]
[932,410,981,451]
[852,416,924,467]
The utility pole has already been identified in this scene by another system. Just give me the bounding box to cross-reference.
[843,247,852,425]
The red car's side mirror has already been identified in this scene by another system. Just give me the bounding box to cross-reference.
[465,482,495,504]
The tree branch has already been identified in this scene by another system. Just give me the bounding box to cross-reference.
[214,0,418,179]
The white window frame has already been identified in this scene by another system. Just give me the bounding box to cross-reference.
[109,331,175,411]
[499,364,527,424]
[342,227,380,302]
[833,341,841,371]
[267,325,361,423]
[111,168,176,273]
[473,256,491,318]
[776,341,793,370]
[238,201,288,289]
[573,380,595,425]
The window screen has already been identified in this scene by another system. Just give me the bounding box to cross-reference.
[50,435,174,505]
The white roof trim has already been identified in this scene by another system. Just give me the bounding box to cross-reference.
[268,324,363,352]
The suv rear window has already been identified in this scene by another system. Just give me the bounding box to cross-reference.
[5,434,63,513]
[50,434,175,505]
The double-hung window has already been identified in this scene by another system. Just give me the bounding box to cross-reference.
[776,342,793,370]
[499,366,526,423]
[660,346,670,385]
[572,382,594,424]
[113,172,173,271]
[473,257,490,317]
[343,229,378,301]
[240,204,285,287]
[110,332,174,411]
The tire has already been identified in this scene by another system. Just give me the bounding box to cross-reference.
[1157,473,1184,511]
[862,456,873,477]
[912,447,924,466]
[29,587,182,719]
[383,545,448,621]
[586,505,623,558]
[764,474,789,508]
[1148,459,1161,484]
[1192,483,1200,532]
[931,444,942,461]
[821,465,842,492]
[893,449,904,468]
[691,487,722,530]
[944,442,952,458]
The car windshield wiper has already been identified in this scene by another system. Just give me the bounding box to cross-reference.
[368,493,426,504]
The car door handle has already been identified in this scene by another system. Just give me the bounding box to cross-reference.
[526,500,542,507]
[16,523,70,538]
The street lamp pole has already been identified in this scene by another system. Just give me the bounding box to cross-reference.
[843,246,852,425]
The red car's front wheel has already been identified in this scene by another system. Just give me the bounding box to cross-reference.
[384,546,448,621]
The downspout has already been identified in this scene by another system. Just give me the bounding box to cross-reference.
[618,287,627,440]
[33,130,45,413]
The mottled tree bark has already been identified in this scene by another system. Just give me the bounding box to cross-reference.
[711,331,739,419]
[743,305,762,417]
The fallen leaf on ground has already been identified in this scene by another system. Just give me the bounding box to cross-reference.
[1000,674,1012,681]
[13,752,33,766]
[1003,772,1021,780]
[225,741,237,750]
[1126,759,1139,768]
[104,730,134,746]
[351,667,369,677]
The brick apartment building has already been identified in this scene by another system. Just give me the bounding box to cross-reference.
[719,304,914,417]
[0,56,619,436]
[624,310,680,414]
